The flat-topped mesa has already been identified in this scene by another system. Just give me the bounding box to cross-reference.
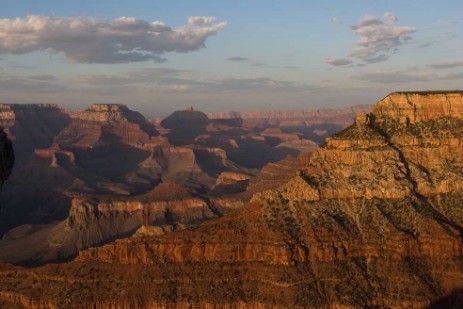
[57,104,159,148]
[275,91,463,204]
[325,91,463,149]
[87,103,129,112]
[0,103,66,121]
[324,111,386,149]
[69,104,133,122]
[0,103,61,110]
[0,104,71,143]
[372,91,463,125]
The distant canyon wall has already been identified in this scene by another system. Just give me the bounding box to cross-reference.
[207,105,371,122]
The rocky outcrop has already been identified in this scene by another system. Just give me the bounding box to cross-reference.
[212,172,251,194]
[161,108,210,146]
[57,104,159,149]
[0,183,219,265]
[373,91,463,124]
[238,153,312,200]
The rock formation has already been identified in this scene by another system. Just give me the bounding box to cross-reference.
[207,104,371,123]
[0,103,323,265]
[1,91,463,308]
[207,105,372,144]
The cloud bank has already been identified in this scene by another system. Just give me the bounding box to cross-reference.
[0,15,226,63]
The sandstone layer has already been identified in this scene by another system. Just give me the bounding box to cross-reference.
[1,92,463,308]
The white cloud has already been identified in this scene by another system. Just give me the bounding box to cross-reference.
[0,15,226,63]
[384,12,398,23]
[327,13,416,66]
[348,14,416,61]
[188,16,217,25]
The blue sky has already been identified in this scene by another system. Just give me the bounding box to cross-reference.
[0,0,462,116]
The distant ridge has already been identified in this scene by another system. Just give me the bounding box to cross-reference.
[207,104,371,120]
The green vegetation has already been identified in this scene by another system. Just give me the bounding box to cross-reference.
[326,122,385,144]
[404,117,463,137]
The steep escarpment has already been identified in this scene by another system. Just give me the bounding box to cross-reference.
[0,104,160,233]
[0,103,323,265]
[373,91,463,124]
[0,182,218,265]
[0,104,71,164]
[2,92,463,308]
[57,103,159,148]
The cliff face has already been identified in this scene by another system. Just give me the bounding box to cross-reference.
[373,91,463,124]
[57,103,159,149]
[0,103,322,265]
[2,92,463,308]
[0,104,71,164]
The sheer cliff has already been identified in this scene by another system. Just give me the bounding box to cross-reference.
[1,92,463,308]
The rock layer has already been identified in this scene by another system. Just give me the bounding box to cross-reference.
[0,103,323,265]
[2,92,463,308]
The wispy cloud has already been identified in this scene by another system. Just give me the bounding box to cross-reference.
[73,68,190,86]
[327,13,416,66]
[348,13,416,61]
[226,57,249,62]
[0,15,226,63]
[225,56,266,67]
[427,60,463,70]
[72,68,314,93]
[0,75,65,94]
[383,12,398,22]
[355,69,463,84]
[325,57,352,66]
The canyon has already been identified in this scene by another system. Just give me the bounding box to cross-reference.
[0,91,462,308]
[0,103,362,265]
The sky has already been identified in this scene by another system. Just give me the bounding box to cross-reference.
[0,0,462,116]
